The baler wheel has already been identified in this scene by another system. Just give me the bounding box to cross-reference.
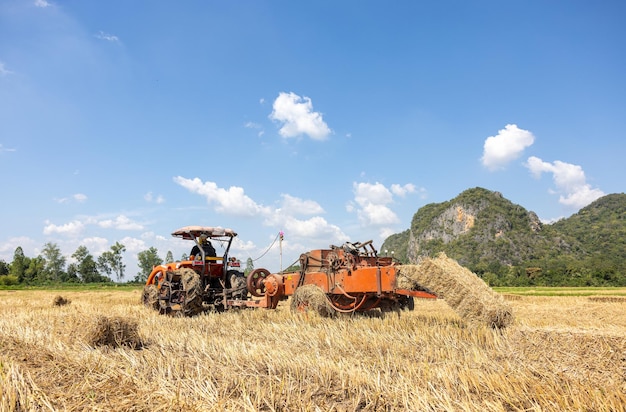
[247,268,270,297]
[141,284,159,310]
[402,296,415,311]
[327,293,372,312]
[179,268,204,316]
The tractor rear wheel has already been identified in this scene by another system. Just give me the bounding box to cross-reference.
[229,270,247,300]
[141,284,159,310]
[290,284,335,318]
[179,268,204,316]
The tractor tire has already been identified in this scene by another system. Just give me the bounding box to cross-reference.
[141,284,159,310]
[228,270,247,300]
[179,268,204,317]
[290,284,335,318]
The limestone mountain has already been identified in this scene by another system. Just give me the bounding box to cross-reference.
[381,187,626,286]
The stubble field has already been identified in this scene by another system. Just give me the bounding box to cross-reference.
[0,288,624,411]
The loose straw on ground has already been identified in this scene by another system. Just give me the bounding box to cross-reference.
[398,253,514,328]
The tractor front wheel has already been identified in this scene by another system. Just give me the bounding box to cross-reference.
[229,270,247,300]
[141,284,159,310]
[179,268,204,316]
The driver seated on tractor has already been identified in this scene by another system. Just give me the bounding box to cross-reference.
[189,234,217,261]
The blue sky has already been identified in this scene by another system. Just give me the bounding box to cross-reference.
[1,0,624,280]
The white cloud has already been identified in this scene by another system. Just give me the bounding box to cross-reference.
[0,144,17,153]
[95,31,119,42]
[280,216,348,243]
[0,236,36,256]
[56,193,88,204]
[232,237,257,252]
[97,215,144,231]
[482,124,535,171]
[359,203,399,226]
[269,92,331,140]
[174,176,348,246]
[390,183,417,197]
[144,192,165,204]
[525,156,605,209]
[379,227,397,242]
[262,209,348,245]
[0,62,13,76]
[244,121,261,129]
[140,231,156,241]
[119,236,146,253]
[34,0,51,8]
[351,182,399,226]
[244,121,265,137]
[347,181,422,241]
[81,237,109,255]
[174,176,269,217]
[354,182,394,206]
[43,220,85,236]
[278,194,324,216]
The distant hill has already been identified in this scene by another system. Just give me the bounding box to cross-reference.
[381,188,626,286]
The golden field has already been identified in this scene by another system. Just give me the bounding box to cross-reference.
[0,288,624,411]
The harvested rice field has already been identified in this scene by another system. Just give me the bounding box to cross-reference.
[0,287,624,411]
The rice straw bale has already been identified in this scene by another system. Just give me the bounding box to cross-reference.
[398,253,514,328]
[290,284,336,317]
[86,316,144,349]
[52,295,70,306]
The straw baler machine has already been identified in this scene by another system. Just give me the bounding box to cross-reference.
[245,240,437,313]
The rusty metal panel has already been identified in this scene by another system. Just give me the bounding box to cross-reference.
[332,266,397,293]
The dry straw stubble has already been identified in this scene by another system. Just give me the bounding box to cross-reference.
[0,289,625,411]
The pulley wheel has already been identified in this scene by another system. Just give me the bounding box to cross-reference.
[247,268,270,297]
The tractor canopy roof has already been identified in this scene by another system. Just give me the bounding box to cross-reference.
[171,226,237,240]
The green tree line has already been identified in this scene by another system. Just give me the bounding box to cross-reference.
[0,242,169,286]
[0,243,251,286]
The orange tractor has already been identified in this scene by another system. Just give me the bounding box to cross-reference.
[141,226,248,315]
[142,226,436,316]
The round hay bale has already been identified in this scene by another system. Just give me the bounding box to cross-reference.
[87,316,143,349]
[52,295,70,306]
[290,284,335,318]
[397,253,514,328]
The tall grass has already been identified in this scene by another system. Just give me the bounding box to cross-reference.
[0,289,624,411]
